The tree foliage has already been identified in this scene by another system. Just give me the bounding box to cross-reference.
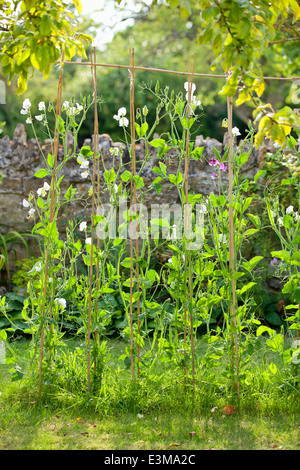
[0,0,93,94]
[115,0,300,147]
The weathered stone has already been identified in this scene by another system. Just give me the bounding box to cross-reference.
[12,123,27,148]
[0,125,270,236]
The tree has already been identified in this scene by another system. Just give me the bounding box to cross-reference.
[0,0,93,94]
[115,0,300,147]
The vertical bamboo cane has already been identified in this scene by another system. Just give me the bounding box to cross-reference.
[91,47,100,376]
[87,48,99,392]
[130,49,141,377]
[38,55,64,394]
[184,55,196,392]
[129,48,136,384]
[226,95,240,396]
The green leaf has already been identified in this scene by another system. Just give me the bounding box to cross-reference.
[72,0,82,14]
[191,147,204,161]
[0,329,7,341]
[242,197,253,213]
[293,288,300,302]
[40,14,52,37]
[80,146,94,157]
[133,174,144,189]
[269,363,277,375]
[168,172,183,185]
[238,282,256,295]
[47,153,54,167]
[246,213,260,229]
[16,73,28,95]
[104,168,116,183]
[121,257,135,268]
[34,168,51,178]
[121,171,132,182]
[57,116,65,134]
[210,194,226,207]
[149,138,165,147]
[257,325,274,337]
[64,184,77,201]
[281,177,298,186]
[135,121,148,138]
[282,277,298,294]
[265,312,283,326]
[242,256,263,272]
[237,152,249,165]
[271,250,290,262]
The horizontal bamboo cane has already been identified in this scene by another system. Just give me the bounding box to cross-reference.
[55,60,300,81]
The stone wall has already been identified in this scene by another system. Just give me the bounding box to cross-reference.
[0,123,269,239]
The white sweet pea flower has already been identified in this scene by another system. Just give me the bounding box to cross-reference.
[35,115,43,121]
[218,233,227,246]
[113,107,129,127]
[79,221,87,231]
[37,181,50,197]
[232,126,241,137]
[292,340,300,349]
[171,224,177,240]
[62,101,70,110]
[38,101,46,111]
[25,117,32,124]
[77,155,89,169]
[23,98,31,108]
[81,171,89,179]
[20,98,31,115]
[191,95,201,106]
[286,205,294,214]
[27,208,35,219]
[85,237,92,245]
[54,298,67,309]
[295,211,299,221]
[34,262,42,272]
[184,82,196,95]
[76,103,83,112]
[66,106,77,116]
[278,217,284,226]
[22,199,30,208]
[110,147,120,156]
[184,82,201,107]
[119,116,129,127]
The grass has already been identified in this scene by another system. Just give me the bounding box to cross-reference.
[0,336,299,451]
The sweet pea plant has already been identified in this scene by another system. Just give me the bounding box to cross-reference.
[2,78,300,403]
[264,137,300,381]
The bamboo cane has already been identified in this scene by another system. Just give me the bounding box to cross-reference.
[129,48,136,384]
[95,47,101,376]
[86,48,99,392]
[56,60,300,82]
[183,55,196,391]
[227,94,240,397]
[91,47,101,376]
[38,55,64,395]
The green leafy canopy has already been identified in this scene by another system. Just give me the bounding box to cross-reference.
[0,0,93,94]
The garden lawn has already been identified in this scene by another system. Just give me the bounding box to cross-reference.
[0,338,299,451]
